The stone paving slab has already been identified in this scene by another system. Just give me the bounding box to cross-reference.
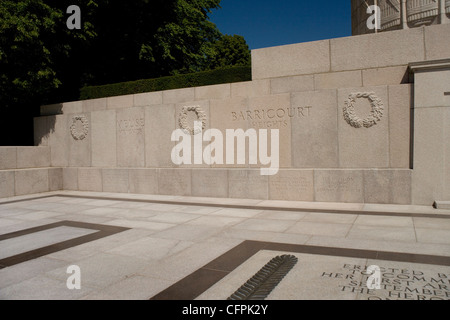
[198,250,450,300]
[0,191,449,300]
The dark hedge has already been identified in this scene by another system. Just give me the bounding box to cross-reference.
[80,66,251,100]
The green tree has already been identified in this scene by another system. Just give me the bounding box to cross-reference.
[207,34,251,70]
[0,0,61,110]
[0,0,97,109]
[0,0,251,144]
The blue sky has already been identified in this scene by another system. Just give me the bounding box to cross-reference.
[209,0,351,50]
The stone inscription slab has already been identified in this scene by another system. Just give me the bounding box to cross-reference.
[117,108,145,167]
[269,170,314,201]
[198,251,450,300]
[231,106,312,129]
[326,262,450,300]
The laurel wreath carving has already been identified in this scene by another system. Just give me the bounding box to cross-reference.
[70,115,89,140]
[228,255,298,300]
[343,92,384,128]
[178,106,207,135]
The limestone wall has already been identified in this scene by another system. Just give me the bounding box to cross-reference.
[0,147,62,198]
[30,23,450,206]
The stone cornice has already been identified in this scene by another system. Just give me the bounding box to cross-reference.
[409,58,450,72]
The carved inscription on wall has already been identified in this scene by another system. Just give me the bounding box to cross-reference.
[116,108,145,167]
[317,176,362,193]
[270,176,311,194]
[269,172,314,201]
[117,118,145,135]
[231,106,312,128]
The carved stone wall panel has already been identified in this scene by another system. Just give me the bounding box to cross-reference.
[338,86,390,168]
[117,107,145,167]
[68,114,91,167]
[407,0,439,27]
[446,0,450,14]
[380,0,401,31]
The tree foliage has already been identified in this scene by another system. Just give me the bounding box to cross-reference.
[0,0,251,111]
[207,34,251,70]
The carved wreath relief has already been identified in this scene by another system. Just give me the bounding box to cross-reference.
[70,115,89,140]
[178,105,207,135]
[343,92,384,129]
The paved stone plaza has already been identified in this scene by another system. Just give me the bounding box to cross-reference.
[0,191,449,300]
[1,5,449,301]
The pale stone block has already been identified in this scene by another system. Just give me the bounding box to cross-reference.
[15,169,49,196]
[78,168,103,192]
[128,169,158,195]
[191,169,228,198]
[314,70,362,90]
[228,170,268,200]
[62,101,83,114]
[63,168,78,191]
[134,91,163,107]
[49,168,63,191]
[364,170,412,205]
[195,83,231,101]
[0,171,15,198]
[362,66,409,86]
[388,85,412,168]
[67,113,91,167]
[270,75,314,94]
[291,90,339,168]
[82,98,107,113]
[162,88,195,104]
[34,117,49,147]
[252,40,331,79]
[116,107,145,167]
[107,94,134,110]
[412,107,446,205]
[209,97,249,169]
[249,94,292,168]
[330,28,425,71]
[102,169,129,193]
[424,23,450,61]
[175,100,211,168]
[269,170,314,201]
[434,201,450,210]
[91,110,117,167]
[41,102,83,116]
[414,69,450,108]
[0,147,17,170]
[158,169,191,196]
[145,105,176,168]
[314,170,364,203]
[48,115,69,167]
[16,147,50,169]
[338,86,390,168]
[231,80,270,98]
[446,107,450,202]
[40,103,63,116]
